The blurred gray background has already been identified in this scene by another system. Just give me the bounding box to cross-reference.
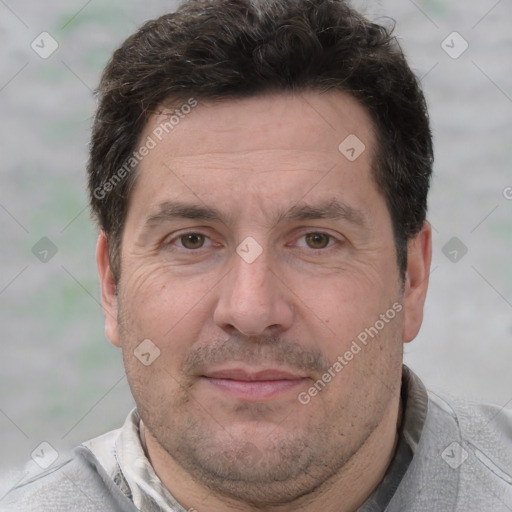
[1,0,511,485]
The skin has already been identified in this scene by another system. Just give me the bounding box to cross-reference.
[97,91,431,512]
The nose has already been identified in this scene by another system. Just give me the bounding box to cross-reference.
[213,246,294,337]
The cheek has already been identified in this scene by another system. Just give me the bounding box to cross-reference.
[311,308,403,424]
[289,262,399,354]
[117,266,213,412]
[118,263,217,353]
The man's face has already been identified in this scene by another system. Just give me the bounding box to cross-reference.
[99,91,429,504]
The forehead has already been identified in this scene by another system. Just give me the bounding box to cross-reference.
[146,91,375,159]
[127,91,382,229]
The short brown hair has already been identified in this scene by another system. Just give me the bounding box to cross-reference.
[88,0,433,281]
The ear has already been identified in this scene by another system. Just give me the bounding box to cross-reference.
[96,231,121,347]
[403,221,432,343]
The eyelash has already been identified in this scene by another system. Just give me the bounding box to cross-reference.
[165,231,340,252]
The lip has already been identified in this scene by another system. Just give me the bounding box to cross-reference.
[204,368,306,381]
[201,367,307,401]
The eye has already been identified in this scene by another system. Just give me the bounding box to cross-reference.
[297,232,337,250]
[175,232,209,250]
[160,230,220,256]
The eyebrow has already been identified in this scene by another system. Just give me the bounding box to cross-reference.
[144,202,225,227]
[279,199,366,226]
[143,198,367,229]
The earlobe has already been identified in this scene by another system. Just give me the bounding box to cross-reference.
[402,221,432,343]
[96,232,121,347]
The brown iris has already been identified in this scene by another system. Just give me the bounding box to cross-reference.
[305,233,330,249]
[180,233,205,249]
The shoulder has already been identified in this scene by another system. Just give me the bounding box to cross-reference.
[396,390,512,511]
[0,446,138,512]
[429,390,512,473]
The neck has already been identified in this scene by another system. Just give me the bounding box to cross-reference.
[141,397,402,512]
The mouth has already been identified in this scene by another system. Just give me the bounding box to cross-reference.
[200,367,308,401]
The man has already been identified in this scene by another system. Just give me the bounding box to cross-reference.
[2,0,511,510]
